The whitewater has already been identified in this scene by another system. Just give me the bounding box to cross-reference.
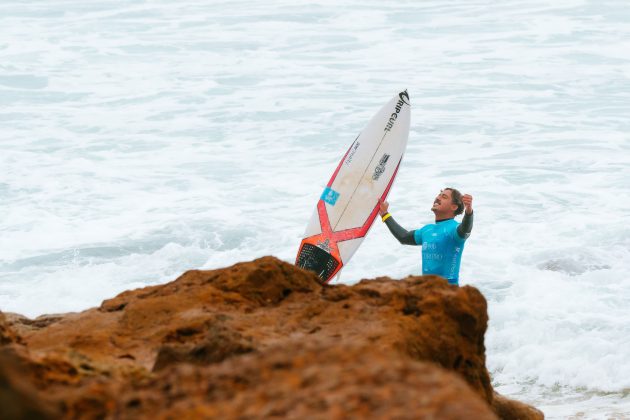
[1,0,629,417]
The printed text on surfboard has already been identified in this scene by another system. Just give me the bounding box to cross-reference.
[384,90,410,132]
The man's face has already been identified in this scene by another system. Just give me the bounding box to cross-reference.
[431,189,457,215]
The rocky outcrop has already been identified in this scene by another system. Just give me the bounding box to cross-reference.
[1,256,543,419]
[0,312,23,345]
[119,342,499,419]
[0,313,58,419]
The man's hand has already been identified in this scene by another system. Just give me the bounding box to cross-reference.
[462,194,473,215]
[378,199,389,216]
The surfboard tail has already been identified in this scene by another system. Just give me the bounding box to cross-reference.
[295,238,342,284]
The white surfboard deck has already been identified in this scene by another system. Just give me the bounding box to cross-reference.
[296,90,410,283]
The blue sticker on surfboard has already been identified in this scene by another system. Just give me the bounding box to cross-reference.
[321,187,340,205]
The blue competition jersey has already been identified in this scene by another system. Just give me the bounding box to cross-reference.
[413,219,466,285]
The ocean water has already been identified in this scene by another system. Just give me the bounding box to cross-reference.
[1,0,629,417]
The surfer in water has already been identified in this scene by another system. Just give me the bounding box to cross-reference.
[378,188,473,286]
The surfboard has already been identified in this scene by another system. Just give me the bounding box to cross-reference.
[296,90,411,283]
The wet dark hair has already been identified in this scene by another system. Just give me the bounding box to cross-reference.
[444,187,464,216]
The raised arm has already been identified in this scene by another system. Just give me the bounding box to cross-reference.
[456,194,474,239]
[378,200,417,246]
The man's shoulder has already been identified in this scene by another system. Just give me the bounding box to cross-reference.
[438,220,461,238]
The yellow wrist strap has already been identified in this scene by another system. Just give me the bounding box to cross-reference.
[381,213,392,222]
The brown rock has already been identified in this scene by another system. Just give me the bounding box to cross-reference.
[152,320,255,371]
[0,311,23,345]
[119,342,499,419]
[0,349,59,419]
[0,256,543,419]
[345,275,494,402]
[492,392,545,420]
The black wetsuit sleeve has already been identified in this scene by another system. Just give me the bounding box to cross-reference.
[384,216,417,245]
[456,211,474,239]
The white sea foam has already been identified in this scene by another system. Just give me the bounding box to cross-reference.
[1,0,629,417]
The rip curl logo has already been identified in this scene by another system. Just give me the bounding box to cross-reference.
[372,153,390,181]
[398,90,410,106]
[384,90,409,132]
